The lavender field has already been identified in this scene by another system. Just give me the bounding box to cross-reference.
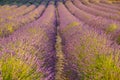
[0,0,120,80]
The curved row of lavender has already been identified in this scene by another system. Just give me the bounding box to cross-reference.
[72,0,120,21]
[88,0,120,10]
[84,0,119,14]
[84,0,120,10]
[57,2,82,80]
[58,1,120,80]
[65,0,120,44]
[0,0,57,80]
[95,0,120,11]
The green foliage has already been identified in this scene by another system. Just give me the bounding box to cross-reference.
[6,23,14,33]
[0,54,42,80]
[81,54,120,80]
[62,22,80,33]
[106,24,118,33]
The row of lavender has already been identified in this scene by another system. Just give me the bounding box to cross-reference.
[57,0,120,80]
[0,0,57,80]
